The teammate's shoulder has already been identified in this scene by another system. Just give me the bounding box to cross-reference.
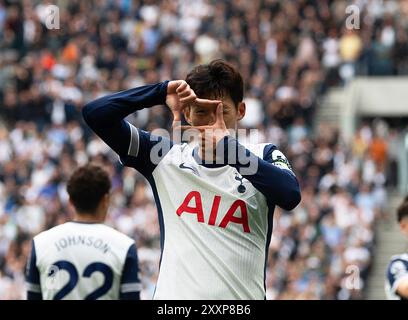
[98,224,134,245]
[388,253,408,268]
[33,222,70,243]
[386,252,408,299]
[389,253,408,263]
[386,253,408,279]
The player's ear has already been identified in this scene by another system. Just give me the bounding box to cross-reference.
[237,102,246,121]
[183,106,193,125]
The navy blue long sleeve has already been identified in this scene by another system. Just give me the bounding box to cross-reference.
[26,240,42,300]
[218,136,301,211]
[82,81,169,158]
[119,244,141,300]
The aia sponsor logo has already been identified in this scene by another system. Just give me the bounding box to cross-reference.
[176,191,250,233]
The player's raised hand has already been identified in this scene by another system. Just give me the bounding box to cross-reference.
[166,80,197,125]
[181,103,230,162]
[192,102,229,136]
[199,103,230,162]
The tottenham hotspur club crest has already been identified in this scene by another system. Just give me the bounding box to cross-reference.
[235,173,246,193]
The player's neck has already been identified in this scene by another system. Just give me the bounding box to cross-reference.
[73,211,105,224]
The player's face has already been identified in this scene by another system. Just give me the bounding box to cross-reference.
[185,96,245,129]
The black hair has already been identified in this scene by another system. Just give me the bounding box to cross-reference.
[185,59,244,107]
[397,196,408,222]
[67,164,111,214]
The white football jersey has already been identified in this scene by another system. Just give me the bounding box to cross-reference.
[120,126,299,300]
[385,253,408,300]
[26,222,141,300]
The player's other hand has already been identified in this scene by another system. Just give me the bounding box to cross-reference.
[166,80,197,125]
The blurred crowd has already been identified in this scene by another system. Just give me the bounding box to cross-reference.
[266,121,393,299]
[0,0,405,299]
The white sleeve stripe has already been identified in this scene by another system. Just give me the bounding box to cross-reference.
[26,282,41,293]
[120,282,142,293]
[128,124,140,157]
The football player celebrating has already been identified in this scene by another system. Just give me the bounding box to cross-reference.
[26,164,141,300]
[386,196,408,300]
[83,59,301,299]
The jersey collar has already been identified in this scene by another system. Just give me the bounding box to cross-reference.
[192,146,227,168]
